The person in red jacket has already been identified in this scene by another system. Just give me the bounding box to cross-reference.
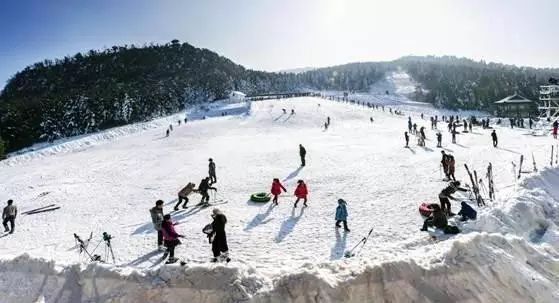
[271,178,287,205]
[293,179,308,208]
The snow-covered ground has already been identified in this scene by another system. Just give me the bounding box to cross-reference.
[1,96,559,302]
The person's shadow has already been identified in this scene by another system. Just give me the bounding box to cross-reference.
[330,228,348,260]
[244,203,276,231]
[283,166,303,182]
[275,207,305,243]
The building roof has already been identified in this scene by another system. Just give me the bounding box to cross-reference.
[494,93,534,105]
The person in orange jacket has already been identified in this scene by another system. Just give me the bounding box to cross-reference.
[271,178,287,205]
[293,180,308,208]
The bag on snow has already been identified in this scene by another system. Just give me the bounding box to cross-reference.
[443,225,460,234]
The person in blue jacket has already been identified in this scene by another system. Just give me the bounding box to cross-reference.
[335,199,350,232]
[457,201,477,221]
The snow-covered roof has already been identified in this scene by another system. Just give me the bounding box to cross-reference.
[230,91,246,97]
[494,93,533,104]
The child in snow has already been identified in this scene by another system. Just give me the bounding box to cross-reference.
[150,200,165,250]
[294,180,308,208]
[457,201,477,221]
[271,178,287,205]
[161,214,184,264]
[175,183,196,210]
[335,199,350,232]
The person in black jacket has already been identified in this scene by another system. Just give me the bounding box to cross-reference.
[491,130,498,147]
[198,177,217,205]
[299,144,307,167]
[457,201,477,221]
[439,181,468,216]
[404,132,409,148]
[209,208,230,262]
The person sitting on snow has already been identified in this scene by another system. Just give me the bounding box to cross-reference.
[420,204,447,231]
[457,201,477,221]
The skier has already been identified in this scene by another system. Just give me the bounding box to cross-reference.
[209,208,230,262]
[408,117,412,132]
[293,180,308,208]
[436,132,442,148]
[439,181,468,216]
[208,158,217,184]
[469,120,473,132]
[324,122,328,130]
[419,126,426,141]
[335,199,350,232]
[175,182,196,210]
[404,132,409,148]
[430,117,434,129]
[421,113,424,119]
[491,130,498,147]
[299,144,307,167]
[271,178,287,205]
[169,124,173,131]
[161,214,184,264]
[413,123,417,135]
[327,116,331,126]
[282,108,287,114]
[178,120,181,126]
[2,200,17,234]
[166,129,170,137]
[553,120,558,139]
[370,117,374,123]
[291,109,295,115]
[463,120,468,132]
[457,201,477,221]
[420,204,447,231]
[198,177,217,205]
[184,117,188,124]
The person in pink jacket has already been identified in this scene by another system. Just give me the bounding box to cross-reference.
[293,180,308,208]
[161,214,184,264]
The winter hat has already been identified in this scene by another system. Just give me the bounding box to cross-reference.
[337,199,345,204]
[155,200,164,206]
[213,208,222,215]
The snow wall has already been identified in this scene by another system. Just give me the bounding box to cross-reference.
[1,168,559,303]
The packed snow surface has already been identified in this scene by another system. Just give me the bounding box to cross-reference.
[1,97,559,302]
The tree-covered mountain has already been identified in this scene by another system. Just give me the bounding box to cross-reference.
[397,56,559,110]
[1,40,558,155]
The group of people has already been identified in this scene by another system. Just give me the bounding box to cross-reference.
[270,178,309,207]
[441,151,457,181]
[174,158,218,210]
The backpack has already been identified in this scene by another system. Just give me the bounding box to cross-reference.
[443,225,460,234]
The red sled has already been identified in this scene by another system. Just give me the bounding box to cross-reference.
[419,203,435,217]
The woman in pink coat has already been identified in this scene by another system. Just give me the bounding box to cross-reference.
[271,178,287,205]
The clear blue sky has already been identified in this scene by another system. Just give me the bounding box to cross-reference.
[1,0,558,89]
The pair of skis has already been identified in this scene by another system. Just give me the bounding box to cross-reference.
[22,204,60,215]
[344,228,373,258]
[464,164,485,207]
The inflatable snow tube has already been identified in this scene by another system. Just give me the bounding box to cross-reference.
[419,202,434,217]
[250,192,271,203]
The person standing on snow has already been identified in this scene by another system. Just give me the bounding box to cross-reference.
[441,151,449,180]
[491,130,498,147]
[209,208,230,262]
[161,214,184,264]
[271,178,287,205]
[553,120,558,139]
[150,200,165,250]
[208,158,217,184]
[408,117,413,133]
[446,154,457,181]
[439,181,468,216]
[293,180,308,208]
[335,199,350,232]
[413,123,417,134]
[404,131,410,148]
[175,182,196,210]
[436,132,442,147]
[2,200,17,234]
[299,144,307,167]
[198,177,217,205]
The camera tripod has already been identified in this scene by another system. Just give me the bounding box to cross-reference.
[74,232,116,264]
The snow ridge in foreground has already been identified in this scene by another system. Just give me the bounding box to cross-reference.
[1,168,558,303]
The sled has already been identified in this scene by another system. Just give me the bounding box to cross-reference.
[418,203,434,217]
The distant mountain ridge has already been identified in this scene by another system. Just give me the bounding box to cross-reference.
[1,40,558,154]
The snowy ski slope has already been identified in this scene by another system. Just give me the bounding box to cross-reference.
[1,96,559,302]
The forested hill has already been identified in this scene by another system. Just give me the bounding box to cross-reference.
[397,56,559,110]
[0,40,558,154]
